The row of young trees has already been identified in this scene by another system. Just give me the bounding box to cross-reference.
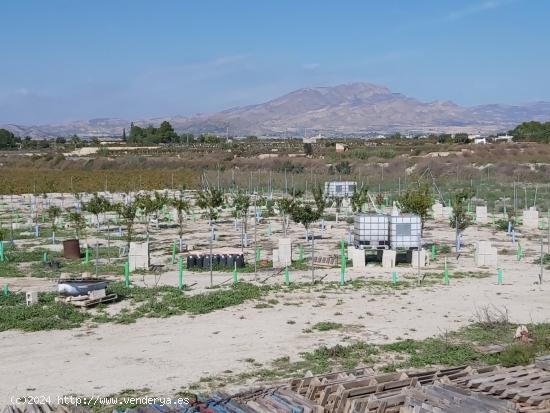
[61,192,191,251]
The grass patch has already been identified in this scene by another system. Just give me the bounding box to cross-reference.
[312,321,343,331]
[0,262,24,277]
[0,292,89,332]
[0,281,270,332]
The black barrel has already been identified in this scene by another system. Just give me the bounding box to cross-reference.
[219,254,228,268]
[227,254,235,269]
[187,255,195,269]
[195,254,203,268]
[202,254,211,269]
[236,254,245,268]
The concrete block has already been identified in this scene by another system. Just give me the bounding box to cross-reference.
[476,206,488,224]
[411,249,429,268]
[26,291,38,306]
[441,207,453,219]
[382,249,396,269]
[474,241,498,267]
[523,207,539,229]
[347,245,354,260]
[278,238,292,267]
[432,202,443,218]
[475,241,493,254]
[129,241,149,271]
[351,247,365,269]
[272,249,280,267]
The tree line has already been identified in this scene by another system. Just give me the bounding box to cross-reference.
[128,121,223,145]
[509,121,550,143]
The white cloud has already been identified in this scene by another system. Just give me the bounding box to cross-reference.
[302,63,320,70]
[444,0,514,21]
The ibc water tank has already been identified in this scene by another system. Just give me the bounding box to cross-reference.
[353,214,390,248]
[389,214,422,249]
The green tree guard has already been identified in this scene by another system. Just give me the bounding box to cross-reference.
[172,240,177,264]
[0,241,4,262]
[443,268,449,285]
[284,266,289,285]
[431,244,436,260]
[232,262,238,285]
[391,271,397,284]
[516,243,523,261]
[84,248,90,264]
[124,261,130,287]
[340,240,346,286]
[255,247,261,262]
[178,256,183,290]
[497,268,503,285]
[43,251,48,263]
[2,282,8,296]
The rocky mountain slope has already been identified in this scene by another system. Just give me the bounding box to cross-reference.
[3,82,550,137]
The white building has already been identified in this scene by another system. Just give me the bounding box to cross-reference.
[303,133,321,144]
[495,134,514,143]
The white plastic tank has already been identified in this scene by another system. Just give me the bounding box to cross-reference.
[324,181,356,198]
[389,214,421,249]
[353,214,390,248]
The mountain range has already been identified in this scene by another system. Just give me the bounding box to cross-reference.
[3,82,550,138]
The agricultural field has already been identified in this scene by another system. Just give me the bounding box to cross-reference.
[1,139,550,407]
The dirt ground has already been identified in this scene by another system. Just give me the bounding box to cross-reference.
[1,192,549,403]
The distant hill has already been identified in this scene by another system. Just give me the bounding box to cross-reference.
[3,82,550,138]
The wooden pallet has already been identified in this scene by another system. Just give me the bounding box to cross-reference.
[63,293,117,308]
[457,365,550,409]
[312,256,339,268]
[537,356,550,372]
[403,382,520,413]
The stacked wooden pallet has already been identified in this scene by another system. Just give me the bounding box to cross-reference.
[402,382,520,412]
[1,404,85,413]
[456,364,550,411]
[284,366,487,413]
[7,363,550,413]
[536,356,550,371]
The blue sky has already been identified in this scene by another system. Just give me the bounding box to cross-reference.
[1,0,548,124]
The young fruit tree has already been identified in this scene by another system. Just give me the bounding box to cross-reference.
[232,190,251,251]
[135,191,169,240]
[196,187,224,286]
[83,193,111,231]
[67,209,85,240]
[276,197,295,237]
[290,186,325,282]
[169,194,190,252]
[449,189,473,257]
[397,182,434,233]
[351,186,369,213]
[196,188,224,223]
[47,205,61,244]
[114,199,138,251]
[232,190,251,234]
